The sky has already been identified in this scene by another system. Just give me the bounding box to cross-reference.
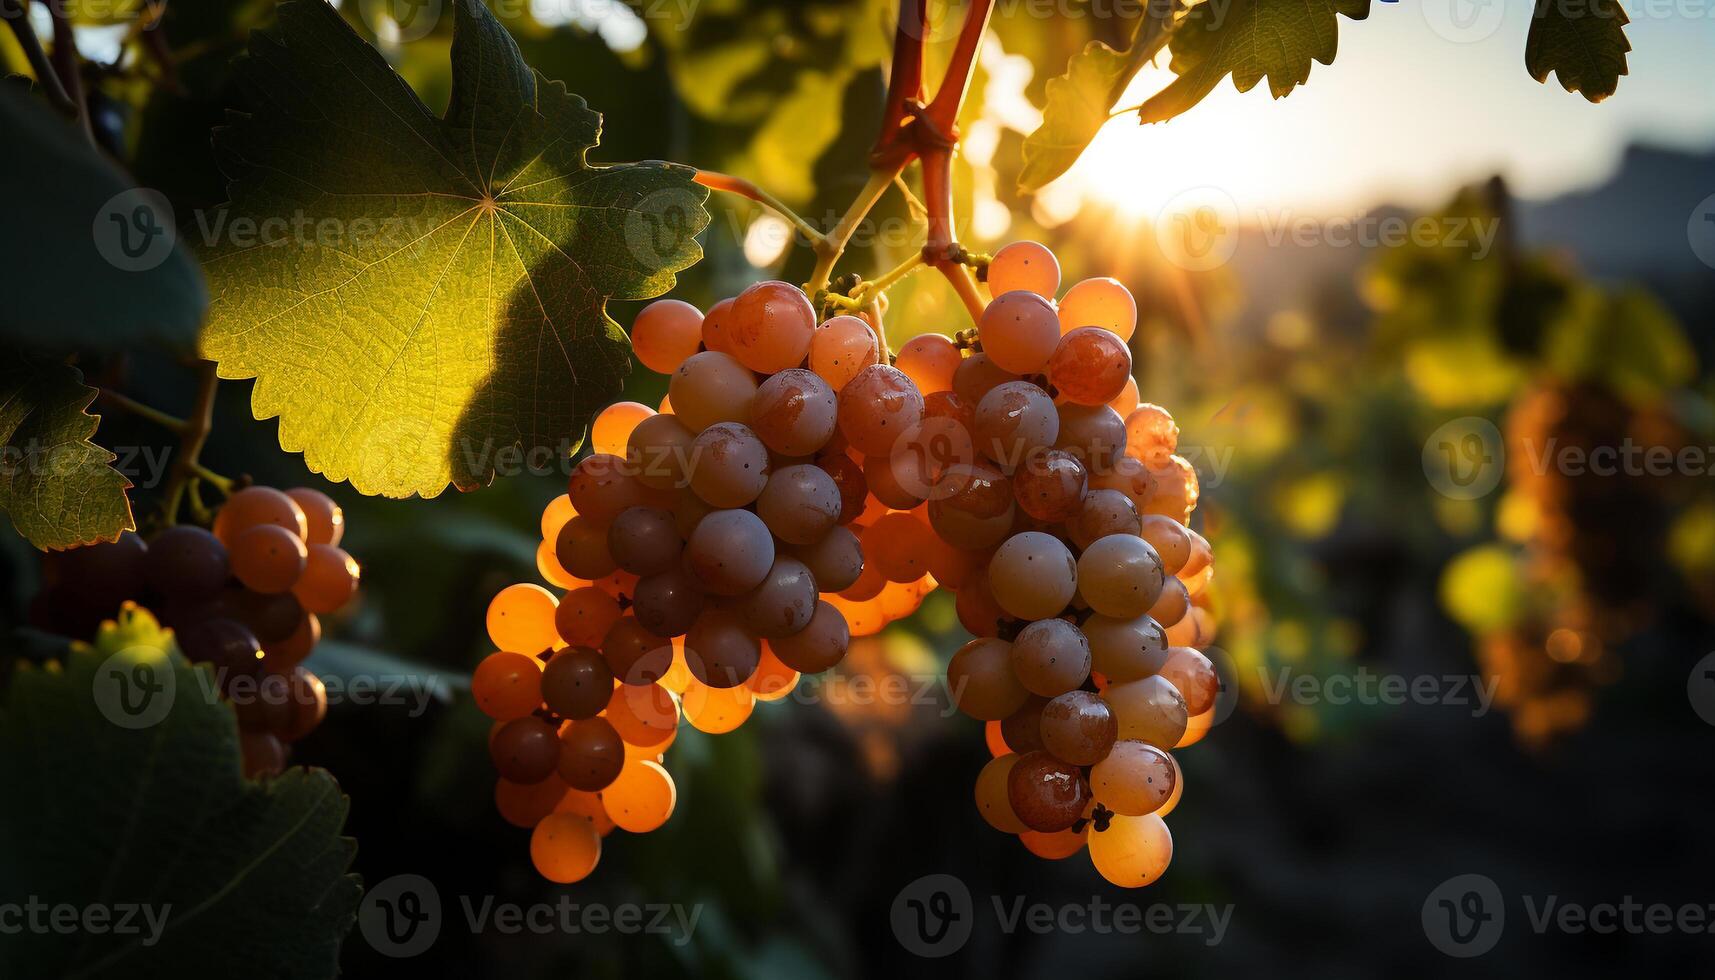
[1059,0,1715,218]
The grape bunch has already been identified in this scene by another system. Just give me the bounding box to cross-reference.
[31,486,359,776]
[475,241,1217,886]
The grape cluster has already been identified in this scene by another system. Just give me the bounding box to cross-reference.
[477,241,1217,885]
[31,486,359,776]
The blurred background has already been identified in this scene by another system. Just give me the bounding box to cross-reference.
[5,0,1715,975]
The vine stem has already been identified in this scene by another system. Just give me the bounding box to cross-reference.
[807,167,900,295]
[159,361,223,526]
[1,0,78,117]
[45,0,94,143]
[98,388,187,433]
[694,169,827,248]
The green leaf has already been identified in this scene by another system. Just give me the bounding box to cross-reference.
[1139,0,1372,124]
[1018,9,1172,194]
[0,352,135,551]
[199,0,709,498]
[0,606,361,978]
[0,87,206,353]
[1525,0,1630,102]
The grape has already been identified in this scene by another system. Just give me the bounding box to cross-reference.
[239,731,287,778]
[987,241,1060,299]
[556,717,625,791]
[235,671,294,733]
[747,645,800,701]
[496,775,568,828]
[262,612,320,672]
[751,368,838,457]
[1068,488,1141,550]
[1077,534,1165,618]
[837,365,925,456]
[537,540,579,590]
[1143,454,1199,522]
[472,651,544,720]
[755,464,842,545]
[685,424,770,513]
[1039,690,1117,765]
[988,531,1076,621]
[1020,827,1089,860]
[809,315,881,391]
[1083,613,1168,682]
[602,615,673,685]
[984,719,1011,757]
[896,333,961,393]
[979,290,1060,374]
[1089,813,1172,888]
[284,488,343,547]
[530,812,602,884]
[1058,276,1137,341]
[487,583,559,655]
[682,680,757,733]
[928,477,1015,551]
[729,280,816,373]
[541,494,577,541]
[1155,646,1219,715]
[975,754,1029,833]
[281,668,328,741]
[1006,750,1090,833]
[292,543,359,613]
[840,561,886,602]
[924,535,984,589]
[145,526,230,602]
[592,401,655,456]
[555,787,617,835]
[602,759,677,832]
[552,587,619,649]
[685,609,762,688]
[954,570,1008,637]
[1049,327,1132,406]
[923,390,975,434]
[701,297,737,354]
[1000,695,1047,754]
[231,525,308,594]
[630,568,704,637]
[1054,402,1127,471]
[767,600,849,674]
[952,351,1018,406]
[861,512,930,583]
[863,452,928,510]
[1088,456,1153,511]
[606,506,683,576]
[1178,708,1214,748]
[605,683,680,747]
[1148,576,1190,628]
[541,647,614,720]
[1109,376,1140,418]
[1158,751,1184,816]
[814,452,868,524]
[784,524,863,592]
[974,381,1058,473]
[490,716,561,783]
[1090,740,1175,816]
[567,453,646,522]
[1013,448,1087,521]
[1009,619,1091,697]
[626,413,695,492]
[556,515,617,580]
[1181,528,1213,577]
[669,351,758,432]
[1124,404,1180,465]
[631,298,704,374]
[946,637,1026,719]
[214,486,307,545]
[1103,675,1189,746]
[684,508,775,595]
[739,556,817,638]
[1139,514,1191,575]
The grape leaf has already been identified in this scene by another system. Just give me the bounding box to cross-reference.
[1138,0,1372,124]
[0,606,361,978]
[1018,10,1175,193]
[0,86,206,353]
[0,352,135,551]
[1525,0,1630,102]
[199,0,709,498]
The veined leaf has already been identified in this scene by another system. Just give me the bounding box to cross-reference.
[1525,0,1630,102]
[199,0,709,498]
[0,606,361,977]
[1139,0,1372,124]
[0,87,206,353]
[1018,5,1174,194]
[0,352,135,551]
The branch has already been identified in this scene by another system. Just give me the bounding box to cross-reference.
[45,0,93,143]
[1,0,78,117]
[924,0,995,134]
[873,0,928,166]
[160,361,223,526]
[694,169,826,249]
